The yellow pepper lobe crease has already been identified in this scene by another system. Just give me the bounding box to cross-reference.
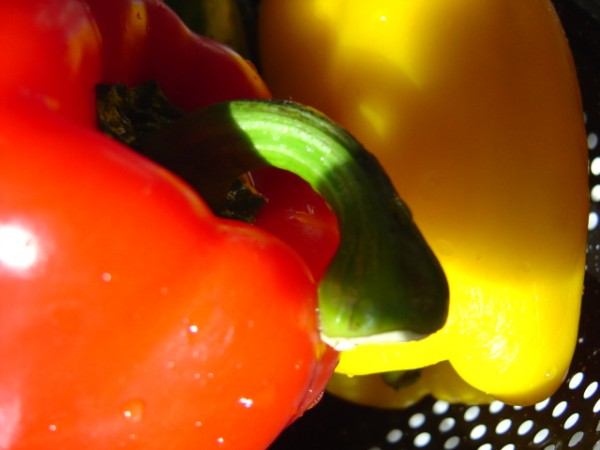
[259,0,589,405]
[327,361,494,410]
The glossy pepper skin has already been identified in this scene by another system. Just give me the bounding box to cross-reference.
[86,0,269,112]
[0,101,324,450]
[0,1,332,448]
[250,168,340,284]
[163,0,251,57]
[133,98,448,346]
[259,0,589,405]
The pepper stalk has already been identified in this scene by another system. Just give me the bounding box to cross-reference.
[98,84,449,349]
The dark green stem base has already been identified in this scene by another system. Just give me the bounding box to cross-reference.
[135,99,448,348]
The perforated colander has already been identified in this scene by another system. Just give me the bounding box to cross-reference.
[266,0,600,448]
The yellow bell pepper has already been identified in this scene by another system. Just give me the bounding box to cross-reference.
[327,362,494,410]
[258,0,589,406]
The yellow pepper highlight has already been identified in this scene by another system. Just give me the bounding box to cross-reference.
[259,0,589,405]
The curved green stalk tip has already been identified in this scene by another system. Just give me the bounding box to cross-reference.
[138,99,449,349]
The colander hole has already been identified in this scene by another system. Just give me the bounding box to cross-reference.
[385,428,402,444]
[408,413,426,429]
[590,157,600,176]
[563,413,580,430]
[552,400,568,417]
[568,372,585,389]
[590,185,600,202]
[469,424,486,440]
[594,398,600,413]
[589,132,599,150]
[464,406,481,422]
[443,436,460,449]
[588,212,598,231]
[432,400,450,415]
[593,439,600,450]
[568,431,584,447]
[477,444,492,450]
[489,401,505,414]
[535,398,551,411]
[500,444,515,450]
[495,418,512,435]
[439,417,455,433]
[517,419,534,435]
[584,381,599,399]
[413,432,431,447]
[533,428,550,445]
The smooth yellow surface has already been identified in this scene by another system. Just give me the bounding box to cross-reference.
[259,0,589,405]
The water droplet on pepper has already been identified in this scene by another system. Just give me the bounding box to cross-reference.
[121,398,145,423]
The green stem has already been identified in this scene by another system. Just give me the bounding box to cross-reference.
[137,99,448,349]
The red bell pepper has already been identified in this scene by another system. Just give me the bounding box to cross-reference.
[0,99,327,450]
[251,169,340,284]
[0,1,322,449]
[0,0,270,118]
[0,0,448,448]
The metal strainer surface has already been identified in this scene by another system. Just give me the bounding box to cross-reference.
[267,0,600,448]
